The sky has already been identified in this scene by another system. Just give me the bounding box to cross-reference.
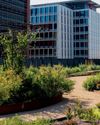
[30,0,100,12]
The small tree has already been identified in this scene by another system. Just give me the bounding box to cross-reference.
[0,30,36,73]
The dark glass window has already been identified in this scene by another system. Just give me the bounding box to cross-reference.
[40,33,43,38]
[76,27,79,32]
[49,7,53,13]
[45,33,48,38]
[85,34,88,39]
[85,42,88,47]
[76,50,79,55]
[49,32,52,38]
[40,8,45,14]
[40,49,43,55]
[85,26,88,32]
[76,35,79,40]
[76,20,79,24]
[80,42,84,47]
[76,12,80,17]
[40,16,45,23]
[54,23,57,29]
[31,50,34,55]
[54,6,57,13]
[80,27,84,32]
[80,19,84,24]
[33,17,36,24]
[74,27,75,32]
[73,12,76,17]
[49,15,54,22]
[73,20,76,25]
[49,49,52,55]
[49,24,53,29]
[45,7,49,14]
[45,16,49,22]
[76,42,79,47]
[80,35,84,39]
[44,49,48,55]
[54,15,57,22]
[36,50,39,55]
[85,50,88,55]
[36,17,39,23]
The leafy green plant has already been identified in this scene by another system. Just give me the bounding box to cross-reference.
[0,69,22,105]
[35,65,74,97]
[0,30,36,74]
[83,74,100,91]
[0,116,51,125]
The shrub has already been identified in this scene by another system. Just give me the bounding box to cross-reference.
[83,77,96,91]
[0,69,22,105]
[83,74,100,91]
[96,103,100,109]
[35,66,74,97]
[65,101,100,122]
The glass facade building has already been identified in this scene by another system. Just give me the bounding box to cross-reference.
[0,0,29,32]
[30,5,58,58]
[30,0,100,65]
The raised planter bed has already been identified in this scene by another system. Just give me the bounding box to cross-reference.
[69,70,100,77]
[0,94,62,115]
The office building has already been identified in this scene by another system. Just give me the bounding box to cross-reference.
[30,0,100,65]
[0,0,30,32]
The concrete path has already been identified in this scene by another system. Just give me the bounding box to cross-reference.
[0,76,100,121]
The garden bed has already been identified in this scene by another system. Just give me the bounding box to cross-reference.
[0,94,62,115]
[69,70,100,77]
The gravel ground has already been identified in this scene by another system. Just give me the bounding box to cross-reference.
[67,76,100,107]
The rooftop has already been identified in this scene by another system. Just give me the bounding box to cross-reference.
[31,0,100,8]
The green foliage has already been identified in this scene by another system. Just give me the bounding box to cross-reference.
[0,117,51,125]
[96,103,100,109]
[35,65,74,97]
[0,30,36,73]
[64,101,100,123]
[83,74,100,91]
[65,64,100,76]
[0,69,22,105]
[0,65,74,105]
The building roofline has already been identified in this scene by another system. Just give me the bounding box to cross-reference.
[31,0,100,8]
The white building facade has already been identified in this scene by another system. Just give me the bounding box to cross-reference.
[30,0,100,66]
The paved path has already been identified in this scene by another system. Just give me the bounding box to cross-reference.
[0,76,100,121]
[68,76,100,107]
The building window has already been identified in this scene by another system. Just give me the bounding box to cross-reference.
[81,50,84,55]
[76,50,79,55]
[49,6,53,13]
[49,15,54,22]
[45,7,49,14]
[80,27,84,32]
[36,17,39,23]
[76,27,79,32]
[85,26,88,32]
[40,8,45,14]
[44,49,48,55]
[54,15,57,22]
[80,42,84,47]
[45,16,49,22]
[45,33,48,38]
[54,6,57,13]
[40,16,45,23]
[49,49,52,55]
[54,23,57,29]
[76,42,79,47]
[76,20,79,24]
[40,49,43,55]
[49,32,52,38]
